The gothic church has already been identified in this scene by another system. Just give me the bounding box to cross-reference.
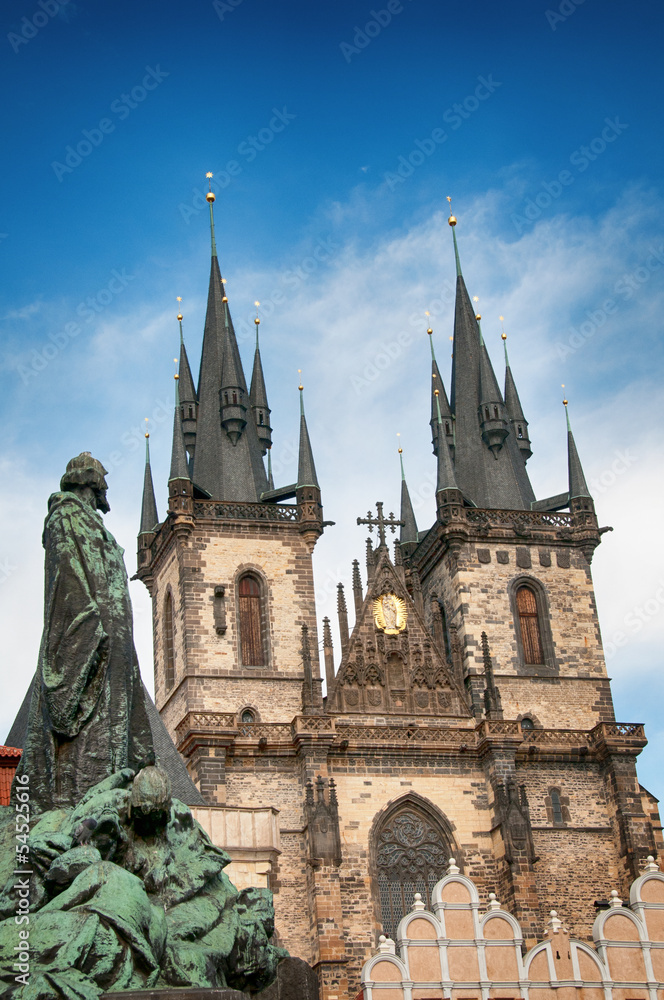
[135,190,663,1000]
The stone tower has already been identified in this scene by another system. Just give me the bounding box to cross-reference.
[137,198,662,1000]
[136,190,325,806]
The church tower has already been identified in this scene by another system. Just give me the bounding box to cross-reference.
[137,190,661,1000]
[136,184,325,805]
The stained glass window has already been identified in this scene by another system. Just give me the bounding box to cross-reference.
[375,806,451,939]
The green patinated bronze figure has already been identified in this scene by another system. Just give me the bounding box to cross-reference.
[13,453,154,814]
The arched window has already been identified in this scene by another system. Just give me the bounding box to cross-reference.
[232,391,237,404]
[445,421,451,435]
[551,789,564,824]
[259,411,264,425]
[239,574,266,666]
[493,405,499,419]
[516,585,544,665]
[520,716,535,732]
[241,708,255,724]
[374,801,454,940]
[164,591,175,691]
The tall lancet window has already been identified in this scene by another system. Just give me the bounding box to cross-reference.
[374,799,454,940]
[164,591,175,690]
[516,585,544,665]
[239,574,266,666]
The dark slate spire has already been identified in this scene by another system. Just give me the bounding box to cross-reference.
[139,433,159,534]
[190,182,268,501]
[428,324,453,457]
[219,296,249,445]
[446,209,535,510]
[250,312,272,456]
[477,312,510,458]
[502,328,532,462]
[436,417,459,493]
[169,376,190,483]
[176,303,198,463]
[565,401,591,499]
[297,386,319,488]
[398,447,418,544]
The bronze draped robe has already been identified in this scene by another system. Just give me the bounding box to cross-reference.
[14,490,154,813]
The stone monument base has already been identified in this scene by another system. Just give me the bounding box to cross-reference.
[102,991,248,1000]
[103,959,320,1000]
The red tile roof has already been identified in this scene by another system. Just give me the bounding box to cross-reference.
[0,746,22,757]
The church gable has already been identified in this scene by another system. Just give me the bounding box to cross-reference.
[332,546,469,718]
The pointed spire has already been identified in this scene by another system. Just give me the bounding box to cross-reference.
[297,382,319,488]
[481,631,503,720]
[266,447,274,490]
[501,322,531,462]
[176,303,197,409]
[447,197,462,277]
[352,559,363,617]
[428,321,453,456]
[436,421,459,493]
[169,374,190,483]
[398,443,418,544]
[250,305,272,455]
[192,182,268,501]
[322,616,335,697]
[206,173,217,258]
[337,583,349,654]
[565,400,591,499]
[139,428,159,534]
[447,208,534,509]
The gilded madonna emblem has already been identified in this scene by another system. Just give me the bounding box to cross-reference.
[373,592,408,634]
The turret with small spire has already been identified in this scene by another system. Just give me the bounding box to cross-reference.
[428,322,454,457]
[250,308,272,456]
[502,323,532,462]
[296,381,324,548]
[168,373,193,516]
[475,303,511,458]
[398,444,418,551]
[137,426,159,575]
[176,300,198,464]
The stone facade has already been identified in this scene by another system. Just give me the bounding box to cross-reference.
[136,493,663,1000]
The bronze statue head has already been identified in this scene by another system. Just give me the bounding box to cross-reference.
[61,452,110,513]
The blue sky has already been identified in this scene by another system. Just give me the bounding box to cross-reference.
[2,0,664,800]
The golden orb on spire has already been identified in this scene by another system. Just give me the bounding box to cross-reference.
[398,447,403,454]
[177,313,183,321]
[563,398,568,406]
[206,190,215,203]
[222,295,228,303]
[446,194,457,226]
[501,332,507,341]
[434,388,440,397]
[427,327,433,335]
[255,317,260,325]
[476,314,481,321]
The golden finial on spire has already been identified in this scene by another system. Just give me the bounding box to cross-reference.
[145,417,149,440]
[446,195,457,227]
[206,172,215,203]
[298,368,303,391]
[176,295,183,321]
[499,315,506,340]
[174,357,179,380]
[254,300,261,326]
[562,384,568,407]
[434,388,439,397]
[397,431,403,455]
[425,310,433,335]
[473,296,481,321]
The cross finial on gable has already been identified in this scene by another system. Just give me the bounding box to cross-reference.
[357,501,404,548]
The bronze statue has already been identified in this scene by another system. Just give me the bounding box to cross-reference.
[13,453,154,814]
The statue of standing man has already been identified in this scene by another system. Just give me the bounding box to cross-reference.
[14,453,154,814]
